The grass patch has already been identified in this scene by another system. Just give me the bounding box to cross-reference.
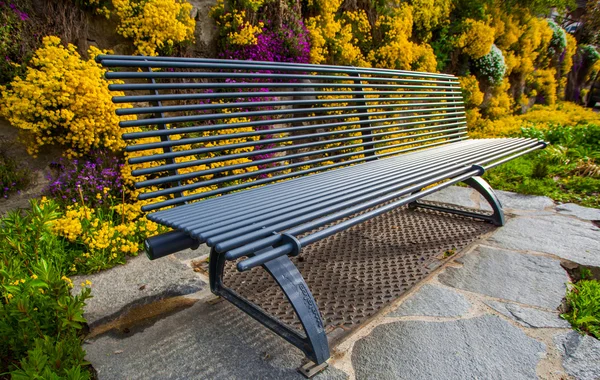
[483,123,600,209]
[561,269,600,339]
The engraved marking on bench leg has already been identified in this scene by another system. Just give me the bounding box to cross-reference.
[262,255,330,365]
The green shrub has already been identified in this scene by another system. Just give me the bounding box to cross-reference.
[0,1,35,84]
[0,199,92,377]
[561,275,600,339]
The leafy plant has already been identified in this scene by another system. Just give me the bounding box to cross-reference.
[0,200,92,377]
[561,278,600,339]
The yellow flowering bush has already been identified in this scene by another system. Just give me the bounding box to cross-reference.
[455,19,495,59]
[459,75,484,108]
[112,0,195,56]
[50,198,168,273]
[470,102,600,138]
[0,36,134,158]
[211,4,265,46]
[526,68,558,105]
[306,0,437,72]
[408,0,452,40]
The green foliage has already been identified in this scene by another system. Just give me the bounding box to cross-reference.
[561,278,600,339]
[0,1,34,83]
[485,123,600,208]
[547,19,567,58]
[0,200,92,377]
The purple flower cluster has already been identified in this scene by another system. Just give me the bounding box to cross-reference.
[220,22,310,64]
[0,2,29,21]
[45,152,124,209]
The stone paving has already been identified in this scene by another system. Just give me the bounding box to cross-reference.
[74,186,600,380]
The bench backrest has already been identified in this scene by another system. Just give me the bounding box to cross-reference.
[99,56,466,212]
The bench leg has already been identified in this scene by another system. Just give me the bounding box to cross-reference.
[409,176,505,226]
[208,247,330,368]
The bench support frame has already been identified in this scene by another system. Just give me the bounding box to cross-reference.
[209,247,330,374]
[409,176,505,226]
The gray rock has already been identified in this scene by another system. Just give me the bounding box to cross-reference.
[72,255,205,328]
[485,300,570,328]
[495,190,555,211]
[422,186,554,212]
[554,331,600,380]
[557,203,600,221]
[85,301,348,380]
[352,315,545,380]
[439,246,568,309]
[389,284,471,318]
[488,215,600,267]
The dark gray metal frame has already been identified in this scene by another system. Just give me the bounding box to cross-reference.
[209,246,330,365]
[409,175,505,226]
[98,55,547,373]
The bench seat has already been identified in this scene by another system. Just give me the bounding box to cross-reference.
[149,137,541,272]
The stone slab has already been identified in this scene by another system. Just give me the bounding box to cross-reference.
[352,315,545,380]
[72,255,205,328]
[495,190,555,212]
[439,246,568,309]
[422,186,554,212]
[556,203,600,221]
[487,215,600,267]
[554,331,600,380]
[84,301,348,380]
[485,300,570,328]
[389,284,471,318]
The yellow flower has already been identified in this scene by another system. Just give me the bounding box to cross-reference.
[61,275,74,287]
[0,36,135,157]
[112,0,195,56]
[31,274,38,280]
[7,294,13,300]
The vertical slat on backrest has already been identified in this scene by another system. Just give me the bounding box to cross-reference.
[350,72,375,161]
[144,63,183,200]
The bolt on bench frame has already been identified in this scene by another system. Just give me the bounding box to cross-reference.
[98,55,546,374]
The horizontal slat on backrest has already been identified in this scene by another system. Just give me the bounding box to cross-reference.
[99,55,467,211]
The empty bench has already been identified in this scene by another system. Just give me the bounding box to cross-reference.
[98,55,546,375]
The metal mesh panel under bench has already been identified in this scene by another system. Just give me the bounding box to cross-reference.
[221,202,495,338]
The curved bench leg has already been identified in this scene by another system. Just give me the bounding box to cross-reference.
[209,247,330,368]
[409,176,505,226]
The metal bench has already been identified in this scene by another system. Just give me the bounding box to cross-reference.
[98,55,546,375]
